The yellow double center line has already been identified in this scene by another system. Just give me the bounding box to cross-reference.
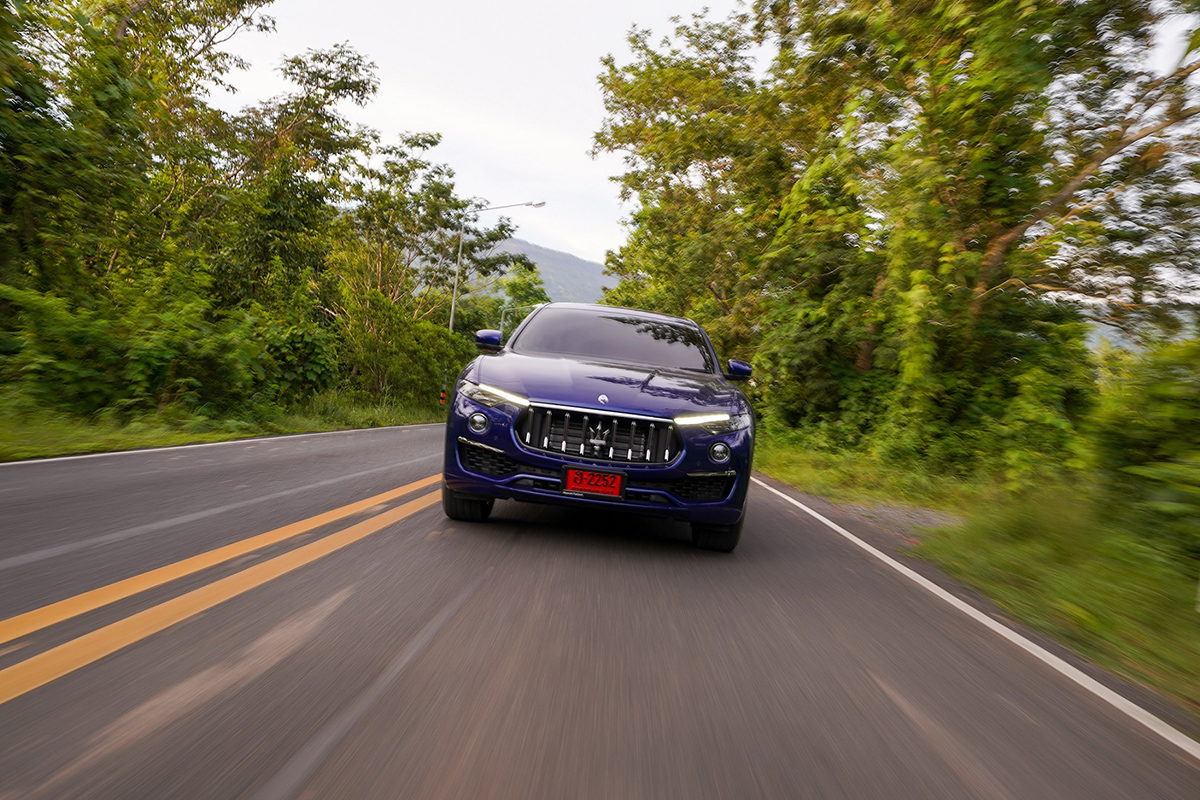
[0,474,441,706]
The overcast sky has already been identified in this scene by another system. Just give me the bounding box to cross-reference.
[214,3,1192,266]
[214,0,746,265]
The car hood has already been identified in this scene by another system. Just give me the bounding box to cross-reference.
[472,352,745,417]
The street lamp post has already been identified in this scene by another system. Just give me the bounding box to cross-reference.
[448,200,545,333]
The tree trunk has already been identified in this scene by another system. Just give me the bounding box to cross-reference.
[855,272,888,373]
[113,0,154,41]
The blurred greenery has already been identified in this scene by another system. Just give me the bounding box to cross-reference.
[756,430,993,511]
[1091,339,1200,559]
[0,383,441,461]
[918,487,1200,714]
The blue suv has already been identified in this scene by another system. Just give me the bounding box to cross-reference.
[443,303,754,551]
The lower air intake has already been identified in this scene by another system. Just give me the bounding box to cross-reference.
[458,441,519,477]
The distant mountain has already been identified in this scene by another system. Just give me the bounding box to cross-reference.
[494,239,608,303]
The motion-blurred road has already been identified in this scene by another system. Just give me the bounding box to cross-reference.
[1,425,1197,799]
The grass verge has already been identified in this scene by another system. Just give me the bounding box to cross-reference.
[918,493,1200,715]
[755,434,990,510]
[0,390,443,461]
[756,435,1200,716]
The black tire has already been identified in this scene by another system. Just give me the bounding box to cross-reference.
[690,516,743,552]
[442,483,494,522]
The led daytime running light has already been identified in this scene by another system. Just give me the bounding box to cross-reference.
[675,413,731,426]
[478,382,530,407]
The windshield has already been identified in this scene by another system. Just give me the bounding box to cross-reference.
[511,307,715,373]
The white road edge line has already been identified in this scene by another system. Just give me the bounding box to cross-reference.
[0,423,446,467]
[751,475,1200,764]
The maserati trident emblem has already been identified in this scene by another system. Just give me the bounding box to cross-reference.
[587,423,612,453]
[598,394,609,405]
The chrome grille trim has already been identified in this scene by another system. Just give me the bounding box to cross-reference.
[457,436,506,455]
[519,401,671,423]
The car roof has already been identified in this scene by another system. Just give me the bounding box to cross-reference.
[533,302,702,329]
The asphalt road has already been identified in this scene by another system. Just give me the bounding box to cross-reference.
[1,425,1198,799]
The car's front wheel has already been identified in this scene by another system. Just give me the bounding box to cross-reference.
[441,483,495,522]
[690,515,743,552]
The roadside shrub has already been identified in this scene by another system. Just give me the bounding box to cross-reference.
[259,315,339,400]
[1091,338,1200,559]
[0,284,268,414]
[340,291,474,408]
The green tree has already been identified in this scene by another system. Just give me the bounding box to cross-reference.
[1,0,151,299]
[325,133,536,400]
[497,261,551,333]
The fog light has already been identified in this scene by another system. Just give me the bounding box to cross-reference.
[468,413,490,433]
[709,442,731,463]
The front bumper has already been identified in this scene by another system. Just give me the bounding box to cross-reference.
[442,392,752,525]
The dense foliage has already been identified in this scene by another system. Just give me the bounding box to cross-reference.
[1092,339,1200,557]
[0,0,538,419]
[594,0,1200,488]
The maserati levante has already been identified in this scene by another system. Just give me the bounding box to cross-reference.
[442,303,754,551]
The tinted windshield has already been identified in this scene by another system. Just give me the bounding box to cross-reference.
[512,307,715,372]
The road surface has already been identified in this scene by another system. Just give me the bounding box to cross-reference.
[0,425,1197,799]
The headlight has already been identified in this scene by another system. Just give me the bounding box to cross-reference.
[458,380,529,409]
[674,412,752,434]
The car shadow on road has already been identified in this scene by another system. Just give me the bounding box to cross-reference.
[468,499,702,556]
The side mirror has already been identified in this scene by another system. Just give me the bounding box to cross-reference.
[475,329,502,353]
[726,359,752,381]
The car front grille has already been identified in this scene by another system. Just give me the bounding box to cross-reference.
[516,405,680,464]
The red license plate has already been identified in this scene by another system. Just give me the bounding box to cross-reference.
[563,468,624,498]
